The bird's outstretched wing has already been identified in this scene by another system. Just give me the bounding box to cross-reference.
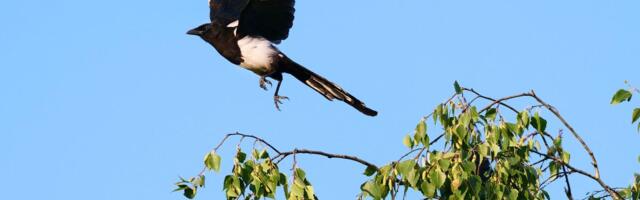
[209,0,250,25]
[236,0,296,44]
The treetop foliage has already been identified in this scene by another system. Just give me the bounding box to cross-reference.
[175,81,640,200]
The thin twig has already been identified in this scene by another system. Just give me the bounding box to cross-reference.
[216,132,281,154]
[540,170,574,189]
[463,88,521,113]
[562,165,574,200]
[413,148,427,162]
[275,149,378,170]
[397,148,423,162]
[396,133,444,162]
[528,158,549,167]
[478,92,532,113]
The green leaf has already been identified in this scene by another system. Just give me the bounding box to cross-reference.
[259,149,270,159]
[204,151,222,172]
[417,119,426,136]
[494,187,504,199]
[361,181,382,199]
[183,187,196,199]
[554,136,563,149]
[468,175,482,195]
[611,89,633,105]
[406,169,419,187]
[421,181,436,198]
[508,188,519,200]
[531,112,547,133]
[454,81,463,94]
[228,176,242,197]
[633,108,640,123]
[403,135,414,149]
[455,124,467,139]
[423,134,430,150]
[364,165,377,176]
[460,111,472,127]
[562,151,571,163]
[192,175,205,188]
[612,89,633,105]
[397,160,416,176]
[223,175,233,190]
[434,105,443,124]
[280,173,290,199]
[485,108,498,121]
[438,159,451,170]
[549,162,559,181]
[291,183,305,198]
[478,143,489,159]
[518,111,530,128]
[235,151,247,163]
[416,120,429,147]
[252,149,260,160]
[173,184,188,192]
[429,168,446,188]
[305,185,315,200]
[470,106,480,122]
[294,168,307,181]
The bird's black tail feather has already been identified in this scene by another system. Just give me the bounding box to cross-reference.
[279,56,378,116]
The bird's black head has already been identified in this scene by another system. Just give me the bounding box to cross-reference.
[187,23,212,36]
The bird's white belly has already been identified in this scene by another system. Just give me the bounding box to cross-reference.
[237,36,278,75]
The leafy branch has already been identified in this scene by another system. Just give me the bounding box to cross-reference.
[611,81,640,132]
[175,82,640,200]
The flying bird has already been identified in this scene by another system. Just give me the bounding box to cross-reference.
[187,0,378,116]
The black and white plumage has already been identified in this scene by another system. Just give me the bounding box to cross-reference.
[187,0,377,116]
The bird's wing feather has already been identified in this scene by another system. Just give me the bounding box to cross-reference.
[209,0,250,25]
[236,0,296,43]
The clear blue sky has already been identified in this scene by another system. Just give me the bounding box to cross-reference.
[2,0,639,199]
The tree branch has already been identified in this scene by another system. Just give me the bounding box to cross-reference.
[528,91,621,199]
[463,88,520,113]
[530,150,621,199]
[477,92,533,113]
[275,149,378,170]
[212,133,378,170]
[562,165,574,200]
[397,133,445,163]
[192,88,626,200]
[217,132,282,154]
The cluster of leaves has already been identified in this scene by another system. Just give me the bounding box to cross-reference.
[177,147,318,200]
[358,94,567,199]
[175,175,206,199]
[632,175,640,200]
[600,85,640,200]
[174,151,221,198]
[175,82,640,200]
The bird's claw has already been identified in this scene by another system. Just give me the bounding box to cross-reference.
[274,95,289,111]
[259,77,272,91]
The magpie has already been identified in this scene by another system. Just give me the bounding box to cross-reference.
[187,0,378,116]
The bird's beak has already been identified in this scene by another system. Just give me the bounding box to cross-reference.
[186,28,201,36]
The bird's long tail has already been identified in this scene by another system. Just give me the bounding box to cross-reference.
[279,56,378,116]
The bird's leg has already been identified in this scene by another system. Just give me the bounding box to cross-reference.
[273,80,289,111]
[259,75,272,90]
